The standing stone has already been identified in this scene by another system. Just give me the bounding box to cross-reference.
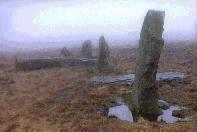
[132,10,165,117]
[81,40,93,58]
[97,36,113,72]
[60,47,71,57]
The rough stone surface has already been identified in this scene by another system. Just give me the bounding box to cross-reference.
[90,72,185,85]
[91,74,134,85]
[158,100,170,110]
[132,10,165,116]
[156,72,185,81]
[16,58,97,71]
[81,40,93,58]
[97,36,113,72]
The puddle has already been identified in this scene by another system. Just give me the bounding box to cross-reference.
[108,105,133,122]
[107,99,193,123]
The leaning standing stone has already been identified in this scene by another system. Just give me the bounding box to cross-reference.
[132,10,165,117]
[81,40,93,58]
[97,36,113,72]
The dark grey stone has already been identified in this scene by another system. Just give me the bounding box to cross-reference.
[17,58,97,71]
[97,36,113,72]
[156,72,185,81]
[132,10,165,116]
[90,72,185,85]
[81,40,93,58]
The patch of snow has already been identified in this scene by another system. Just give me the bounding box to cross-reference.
[108,105,133,123]
[157,105,190,123]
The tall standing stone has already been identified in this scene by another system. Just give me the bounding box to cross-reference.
[97,36,113,72]
[132,10,165,117]
[81,40,92,58]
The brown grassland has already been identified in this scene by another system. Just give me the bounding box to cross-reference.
[0,42,196,132]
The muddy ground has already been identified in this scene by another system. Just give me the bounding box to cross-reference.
[0,43,196,132]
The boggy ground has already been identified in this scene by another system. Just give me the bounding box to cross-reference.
[0,42,196,132]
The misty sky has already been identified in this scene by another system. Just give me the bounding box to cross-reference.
[0,0,196,48]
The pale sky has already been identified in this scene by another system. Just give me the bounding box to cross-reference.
[0,0,196,48]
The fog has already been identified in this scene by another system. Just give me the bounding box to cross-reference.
[0,0,196,50]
